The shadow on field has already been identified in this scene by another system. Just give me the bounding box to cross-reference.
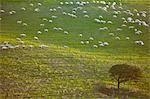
[95,84,149,98]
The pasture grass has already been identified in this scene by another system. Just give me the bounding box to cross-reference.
[0,0,150,98]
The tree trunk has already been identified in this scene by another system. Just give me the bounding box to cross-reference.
[117,79,120,97]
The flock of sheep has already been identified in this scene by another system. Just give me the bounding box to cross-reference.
[0,0,149,50]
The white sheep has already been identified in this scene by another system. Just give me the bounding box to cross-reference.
[17,20,22,24]
[20,34,26,37]
[22,23,27,26]
[135,41,144,46]
[107,21,113,24]
[0,9,5,13]
[86,41,89,44]
[49,20,53,23]
[126,37,130,40]
[38,3,42,6]
[34,8,40,12]
[64,31,69,34]
[37,31,42,34]
[109,33,114,36]
[84,15,89,18]
[40,23,45,27]
[80,41,84,44]
[19,41,24,44]
[83,11,87,14]
[115,36,121,40]
[99,15,103,19]
[29,45,34,48]
[135,30,142,35]
[60,2,63,5]
[89,37,94,40]
[16,38,21,41]
[21,7,26,11]
[39,44,48,48]
[2,46,8,50]
[103,42,109,46]
[51,16,57,19]
[64,45,69,48]
[44,29,48,32]
[30,3,34,6]
[43,18,48,21]
[34,37,39,40]
[79,34,83,37]
[99,43,105,47]
[93,45,98,48]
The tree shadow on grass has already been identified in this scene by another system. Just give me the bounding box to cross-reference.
[95,84,149,98]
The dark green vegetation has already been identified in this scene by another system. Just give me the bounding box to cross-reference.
[109,64,143,96]
[0,0,150,98]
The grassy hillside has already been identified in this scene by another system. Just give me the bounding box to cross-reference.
[0,0,150,98]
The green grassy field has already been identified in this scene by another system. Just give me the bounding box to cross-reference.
[0,0,150,98]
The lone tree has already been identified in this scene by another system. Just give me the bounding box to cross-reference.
[109,64,142,95]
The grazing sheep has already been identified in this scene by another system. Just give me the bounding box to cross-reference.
[16,38,21,41]
[129,26,134,29]
[79,34,83,37]
[57,6,62,9]
[126,37,130,40]
[109,33,114,36]
[0,18,2,21]
[29,45,34,48]
[135,30,142,35]
[107,21,113,24]
[40,23,45,27]
[83,11,87,14]
[39,44,48,49]
[113,15,117,18]
[121,24,127,27]
[127,17,132,22]
[89,37,94,40]
[65,2,69,5]
[86,41,89,44]
[38,3,42,6]
[64,31,69,34]
[115,36,121,40]
[0,9,5,13]
[21,7,26,11]
[64,45,69,48]
[2,46,8,50]
[19,41,24,44]
[34,37,39,40]
[99,43,105,47]
[117,28,122,31]
[22,23,27,26]
[37,31,42,34]
[60,2,63,5]
[51,16,57,19]
[93,45,98,48]
[84,15,89,18]
[103,42,109,46]
[20,34,26,37]
[58,28,63,31]
[80,41,84,44]
[30,3,34,6]
[63,12,67,15]
[44,29,48,32]
[49,20,53,23]
[43,18,48,21]
[34,8,40,12]
[135,41,144,46]
[17,20,22,24]
[99,15,103,19]
[53,27,58,30]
